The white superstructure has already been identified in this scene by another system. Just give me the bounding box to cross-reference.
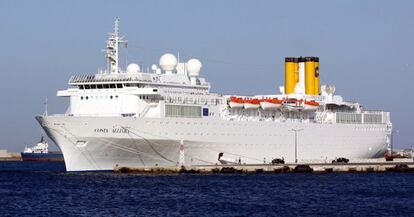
[23,134,49,154]
[37,18,392,171]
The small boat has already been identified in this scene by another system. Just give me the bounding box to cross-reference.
[283,98,303,111]
[228,96,244,108]
[303,100,319,111]
[21,133,64,162]
[244,98,260,109]
[260,98,283,110]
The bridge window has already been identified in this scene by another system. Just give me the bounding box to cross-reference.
[97,84,103,89]
[110,84,116,88]
[116,84,123,88]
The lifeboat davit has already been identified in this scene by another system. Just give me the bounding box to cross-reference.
[260,98,283,110]
[229,96,245,108]
[303,100,319,111]
[244,99,260,109]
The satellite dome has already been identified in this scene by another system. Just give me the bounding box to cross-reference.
[159,53,178,71]
[151,64,158,71]
[126,63,140,73]
[187,58,202,77]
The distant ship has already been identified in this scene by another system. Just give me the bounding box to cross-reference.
[37,17,391,171]
[21,134,63,162]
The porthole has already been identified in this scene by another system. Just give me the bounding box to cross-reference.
[110,95,113,99]
[80,96,83,100]
[85,96,89,100]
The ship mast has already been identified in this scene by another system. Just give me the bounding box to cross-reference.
[106,17,127,74]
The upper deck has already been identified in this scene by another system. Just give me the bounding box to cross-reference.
[53,18,391,127]
[68,72,210,90]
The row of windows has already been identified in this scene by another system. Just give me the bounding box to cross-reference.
[155,129,386,137]
[80,95,119,100]
[336,113,362,124]
[79,94,156,100]
[79,84,123,89]
[165,105,202,118]
[78,83,149,90]
[143,120,386,131]
[336,113,384,124]
[165,96,223,105]
[364,114,382,124]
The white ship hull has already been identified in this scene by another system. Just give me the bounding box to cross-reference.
[36,115,390,171]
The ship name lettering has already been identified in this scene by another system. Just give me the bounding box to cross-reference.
[112,128,129,134]
[94,128,108,133]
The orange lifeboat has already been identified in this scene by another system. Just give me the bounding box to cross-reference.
[303,100,319,111]
[229,96,245,108]
[260,98,283,110]
[244,98,260,109]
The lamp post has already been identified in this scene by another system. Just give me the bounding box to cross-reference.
[390,130,399,156]
[289,128,303,163]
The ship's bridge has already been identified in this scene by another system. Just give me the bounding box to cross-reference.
[58,65,219,117]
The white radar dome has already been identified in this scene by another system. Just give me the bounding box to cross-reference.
[156,68,162,74]
[126,63,140,73]
[187,58,202,77]
[151,64,158,71]
[159,53,178,71]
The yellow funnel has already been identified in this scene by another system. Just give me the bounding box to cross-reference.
[305,57,316,95]
[314,57,320,95]
[285,57,298,94]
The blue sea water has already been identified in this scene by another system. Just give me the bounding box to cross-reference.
[1,162,414,217]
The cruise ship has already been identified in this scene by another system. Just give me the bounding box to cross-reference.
[37,18,392,171]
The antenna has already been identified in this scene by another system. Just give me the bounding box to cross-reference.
[105,17,127,74]
[40,131,45,143]
[44,98,48,116]
[177,52,180,63]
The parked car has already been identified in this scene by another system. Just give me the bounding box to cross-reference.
[332,157,349,164]
[271,158,285,164]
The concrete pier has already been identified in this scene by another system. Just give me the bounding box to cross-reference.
[0,149,21,161]
[114,158,414,174]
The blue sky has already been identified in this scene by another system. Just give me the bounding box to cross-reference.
[0,0,413,151]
